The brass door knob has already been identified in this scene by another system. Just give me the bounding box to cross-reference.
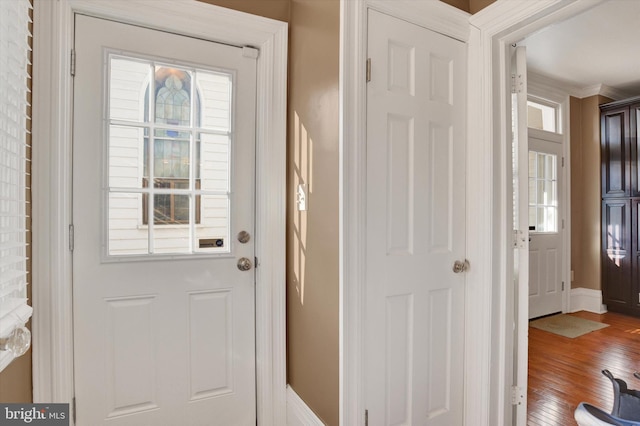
[237,257,253,271]
[452,259,470,274]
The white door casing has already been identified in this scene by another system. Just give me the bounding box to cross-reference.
[528,133,564,319]
[31,2,287,425]
[73,15,256,425]
[365,9,467,425]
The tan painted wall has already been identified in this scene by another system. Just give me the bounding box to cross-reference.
[570,97,584,289]
[286,1,339,424]
[441,0,470,13]
[570,95,612,290]
[469,0,496,14]
[200,0,341,423]
[198,0,290,22]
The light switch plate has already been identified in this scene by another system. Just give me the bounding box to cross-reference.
[297,184,307,211]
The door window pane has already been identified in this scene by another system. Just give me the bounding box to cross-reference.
[527,100,558,133]
[107,54,233,256]
[529,150,558,233]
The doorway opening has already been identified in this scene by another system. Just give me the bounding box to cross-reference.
[493,2,640,424]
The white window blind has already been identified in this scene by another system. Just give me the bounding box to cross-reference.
[0,0,33,371]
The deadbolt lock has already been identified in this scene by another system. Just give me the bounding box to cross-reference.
[237,231,251,244]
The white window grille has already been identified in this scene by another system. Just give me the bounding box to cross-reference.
[527,97,560,134]
[0,0,33,371]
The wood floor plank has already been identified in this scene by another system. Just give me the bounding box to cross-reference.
[528,311,640,425]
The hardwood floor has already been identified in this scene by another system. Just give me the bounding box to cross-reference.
[528,311,640,425]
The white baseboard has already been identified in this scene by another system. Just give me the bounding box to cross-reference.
[287,385,325,426]
[570,287,607,314]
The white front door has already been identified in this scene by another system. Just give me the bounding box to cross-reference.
[72,15,257,425]
[528,134,564,319]
[365,10,467,425]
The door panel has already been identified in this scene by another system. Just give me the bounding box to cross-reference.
[601,107,630,198]
[365,10,466,425]
[528,136,563,319]
[73,15,257,425]
[602,199,632,310]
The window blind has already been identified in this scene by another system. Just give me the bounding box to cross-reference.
[0,0,33,371]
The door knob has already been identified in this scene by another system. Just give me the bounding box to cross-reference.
[237,257,253,271]
[452,259,470,274]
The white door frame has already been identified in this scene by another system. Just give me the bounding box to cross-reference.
[467,1,606,424]
[339,1,474,425]
[31,1,288,425]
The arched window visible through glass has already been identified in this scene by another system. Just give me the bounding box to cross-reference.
[143,67,201,225]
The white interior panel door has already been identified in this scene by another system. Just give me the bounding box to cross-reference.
[512,44,529,426]
[528,135,563,319]
[365,10,467,426]
[72,15,257,425]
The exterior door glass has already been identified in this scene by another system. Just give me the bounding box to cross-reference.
[107,55,233,256]
[528,150,558,233]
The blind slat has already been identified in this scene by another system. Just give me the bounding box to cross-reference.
[0,0,32,360]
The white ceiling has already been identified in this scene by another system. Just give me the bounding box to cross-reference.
[523,0,640,97]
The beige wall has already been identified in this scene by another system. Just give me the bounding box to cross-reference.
[570,95,612,290]
[441,0,470,13]
[286,1,340,424]
[470,0,496,14]
[439,0,496,14]
[200,0,342,423]
[198,0,290,22]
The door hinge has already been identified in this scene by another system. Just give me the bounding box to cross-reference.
[69,224,74,252]
[562,281,565,291]
[242,45,259,59]
[562,156,565,167]
[513,229,526,249]
[511,73,524,94]
[70,49,76,76]
[365,409,369,426]
[562,219,565,229]
[72,397,76,424]
[366,58,371,83]
[511,386,525,405]
[255,257,258,269]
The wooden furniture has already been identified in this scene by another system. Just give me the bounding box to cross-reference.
[601,97,640,315]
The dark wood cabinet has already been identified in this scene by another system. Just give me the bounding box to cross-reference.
[601,97,640,315]
[602,199,632,313]
[601,106,630,197]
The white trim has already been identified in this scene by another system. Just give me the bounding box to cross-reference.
[528,71,636,101]
[339,1,367,424]
[286,386,325,426]
[469,0,608,424]
[367,0,470,41]
[340,2,473,426]
[570,288,607,314]
[32,1,288,425]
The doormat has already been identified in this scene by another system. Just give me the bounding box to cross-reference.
[530,314,609,338]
